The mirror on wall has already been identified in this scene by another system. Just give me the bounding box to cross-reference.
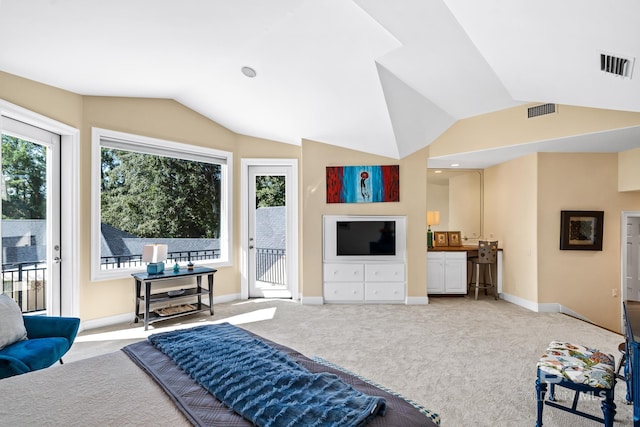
[427,169,483,244]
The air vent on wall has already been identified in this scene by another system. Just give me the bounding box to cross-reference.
[600,52,634,78]
[527,103,556,119]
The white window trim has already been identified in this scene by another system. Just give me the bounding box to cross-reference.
[91,127,232,281]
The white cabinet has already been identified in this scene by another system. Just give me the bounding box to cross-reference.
[324,262,405,303]
[427,252,467,294]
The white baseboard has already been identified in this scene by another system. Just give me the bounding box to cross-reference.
[501,293,540,312]
[406,296,429,305]
[559,305,592,323]
[301,296,324,305]
[501,293,593,322]
[80,312,134,332]
[537,302,562,313]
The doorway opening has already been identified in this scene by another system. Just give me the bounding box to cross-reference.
[622,211,640,329]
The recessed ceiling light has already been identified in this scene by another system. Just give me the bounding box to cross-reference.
[241,66,257,78]
[434,170,442,174]
[450,163,460,167]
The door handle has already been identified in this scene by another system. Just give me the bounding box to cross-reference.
[53,257,62,263]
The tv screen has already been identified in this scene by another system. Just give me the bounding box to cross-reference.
[336,221,396,256]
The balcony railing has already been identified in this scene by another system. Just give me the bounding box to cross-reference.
[99,249,219,269]
[255,248,286,286]
[2,261,46,313]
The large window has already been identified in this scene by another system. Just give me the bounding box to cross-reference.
[91,128,232,280]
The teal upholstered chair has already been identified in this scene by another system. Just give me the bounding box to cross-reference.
[0,295,80,379]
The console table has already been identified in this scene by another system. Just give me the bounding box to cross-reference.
[132,266,216,330]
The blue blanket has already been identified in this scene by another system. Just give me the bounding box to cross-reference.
[148,323,386,427]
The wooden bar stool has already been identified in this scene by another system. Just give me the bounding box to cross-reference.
[467,240,498,300]
[535,341,616,427]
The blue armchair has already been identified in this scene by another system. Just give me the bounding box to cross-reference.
[0,315,80,379]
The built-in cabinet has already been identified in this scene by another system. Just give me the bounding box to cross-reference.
[324,262,405,303]
[427,252,467,294]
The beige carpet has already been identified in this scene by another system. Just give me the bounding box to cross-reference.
[67,296,633,426]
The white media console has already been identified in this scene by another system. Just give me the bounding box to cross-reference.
[322,215,406,303]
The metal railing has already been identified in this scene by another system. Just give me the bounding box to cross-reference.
[2,261,47,313]
[100,249,219,269]
[255,248,286,286]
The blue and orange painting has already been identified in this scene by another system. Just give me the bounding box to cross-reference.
[326,165,399,203]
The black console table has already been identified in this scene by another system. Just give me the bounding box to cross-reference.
[623,301,640,426]
[132,266,217,330]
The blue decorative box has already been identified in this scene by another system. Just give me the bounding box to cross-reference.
[147,262,165,275]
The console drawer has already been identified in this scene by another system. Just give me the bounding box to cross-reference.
[324,282,364,301]
[365,263,405,282]
[323,263,364,282]
[365,282,405,301]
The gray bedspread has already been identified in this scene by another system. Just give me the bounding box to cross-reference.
[122,329,439,427]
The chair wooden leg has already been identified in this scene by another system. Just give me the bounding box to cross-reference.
[535,376,546,427]
[602,394,616,427]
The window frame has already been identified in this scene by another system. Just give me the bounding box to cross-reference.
[90,127,232,281]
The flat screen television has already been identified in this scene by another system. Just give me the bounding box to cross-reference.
[323,215,406,262]
[336,220,396,256]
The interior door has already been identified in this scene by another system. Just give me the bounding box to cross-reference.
[1,117,61,314]
[627,216,640,302]
[247,164,295,298]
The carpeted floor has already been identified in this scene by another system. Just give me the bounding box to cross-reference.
[67,296,633,426]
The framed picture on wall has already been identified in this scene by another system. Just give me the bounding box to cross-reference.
[433,231,449,247]
[447,231,462,246]
[559,210,604,251]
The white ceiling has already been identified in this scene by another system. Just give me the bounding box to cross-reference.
[1,0,640,167]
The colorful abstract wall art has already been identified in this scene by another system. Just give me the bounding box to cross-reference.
[326,165,399,203]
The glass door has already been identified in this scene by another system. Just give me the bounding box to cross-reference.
[248,165,292,298]
[1,117,61,314]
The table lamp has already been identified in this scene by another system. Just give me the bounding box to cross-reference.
[426,211,440,248]
[142,244,168,274]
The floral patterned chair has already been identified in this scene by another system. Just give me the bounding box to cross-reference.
[535,341,616,427]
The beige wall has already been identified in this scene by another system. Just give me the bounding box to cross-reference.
[426,182,449,231]
[0,71,83,128]
[448,172,481,239]
[619,148,640,191]
[301,139,428,300]
[484,154,539,302]
[537,153,640,331]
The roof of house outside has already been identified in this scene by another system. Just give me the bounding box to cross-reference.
[255,206,285,250]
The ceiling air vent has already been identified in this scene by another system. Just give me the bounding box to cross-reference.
[600,52,634,78]
[527,103,556,119]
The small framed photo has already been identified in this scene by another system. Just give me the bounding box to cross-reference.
[433,231,449,247]
[447,231,462,246]
[560,210,604,251]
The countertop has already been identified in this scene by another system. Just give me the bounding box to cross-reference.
[427,245,503,252]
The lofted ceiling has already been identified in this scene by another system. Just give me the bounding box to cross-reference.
[1,0,640,166]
